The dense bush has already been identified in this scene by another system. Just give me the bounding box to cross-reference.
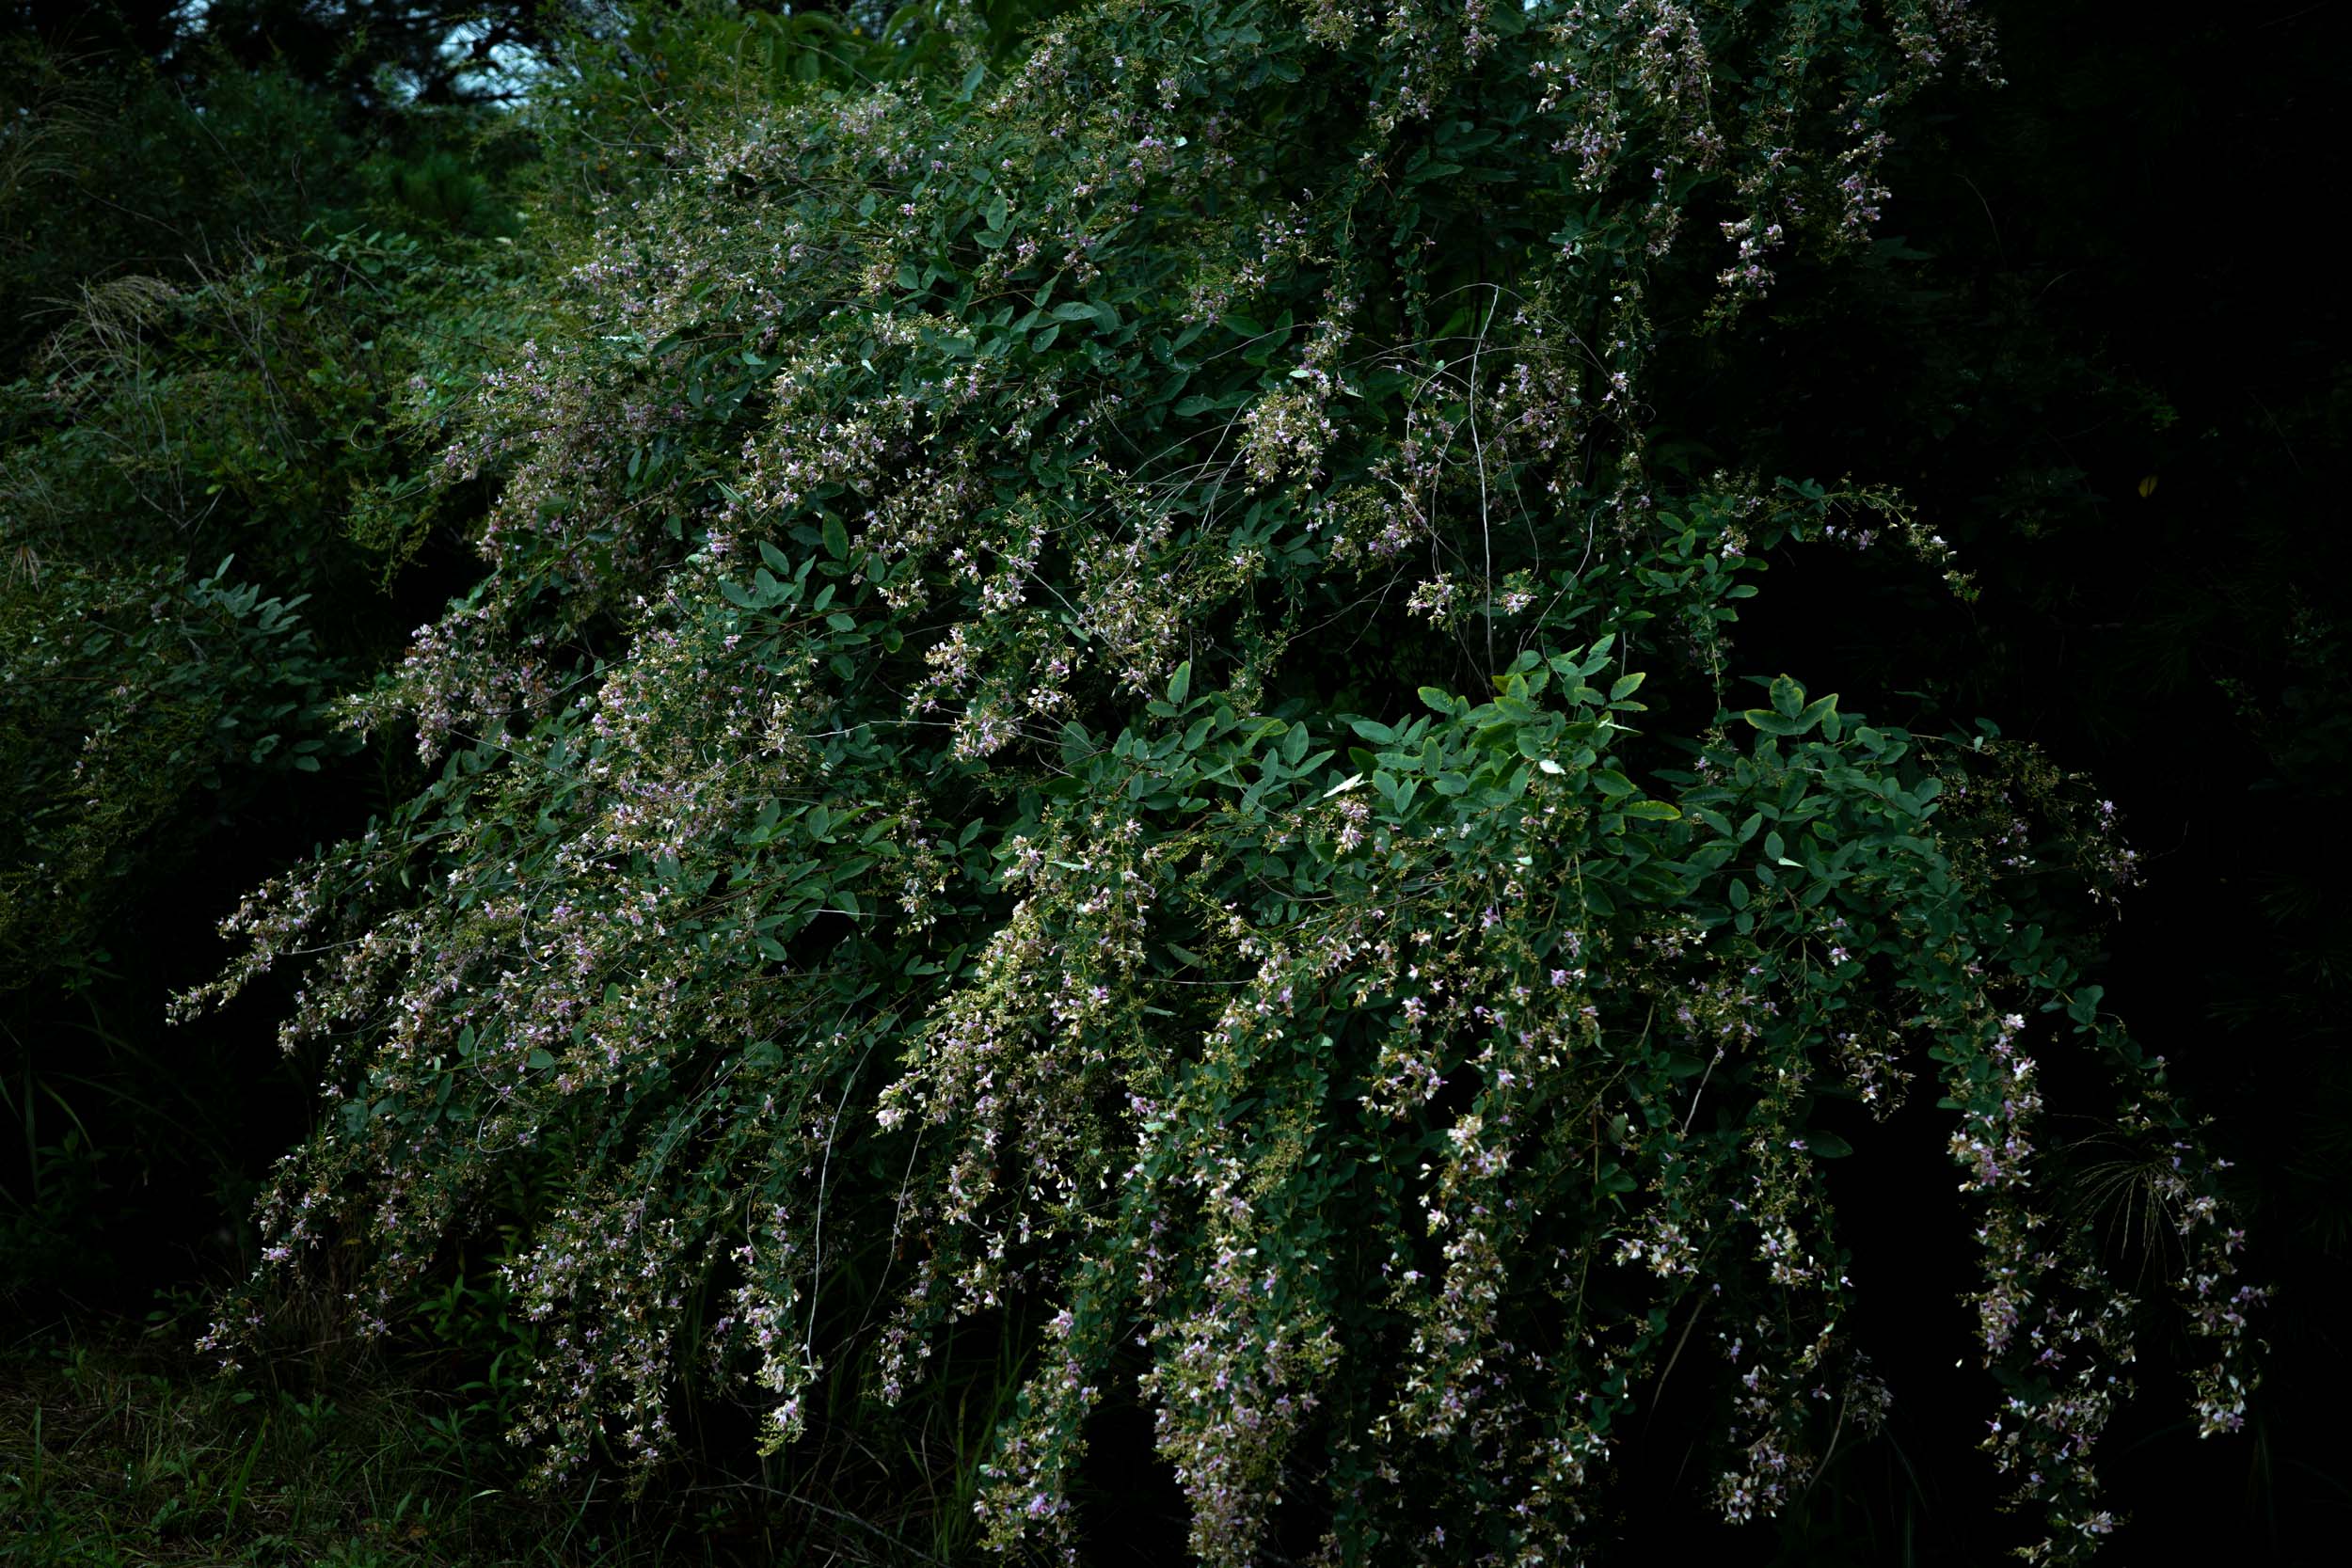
[160,3,2265,1563]
[0,17,521,1290]
[0,231,501,982]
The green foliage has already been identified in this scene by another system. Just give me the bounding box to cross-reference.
[0,16,530,1307]
[0,36,529,967]
[1644,13,2352,1546]
[0,555,342,991]
[167,2,2258,1563]
[0,44,351,373]
[0,225,518,993]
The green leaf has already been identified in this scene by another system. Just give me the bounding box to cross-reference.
[821,515,850,561]
[1622,800,1681,820]
[1593,769,1635,798]
[1167,660,1192,705]
[1770,673,1805,719]
[1743,708,1801,736]
[1609,671,1646,702]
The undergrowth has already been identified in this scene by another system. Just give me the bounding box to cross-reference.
[0,1307,771,1568]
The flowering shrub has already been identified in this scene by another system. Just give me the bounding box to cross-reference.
[184,2,2259,1560]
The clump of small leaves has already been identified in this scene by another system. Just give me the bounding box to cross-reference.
[181,3,2259,1562]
